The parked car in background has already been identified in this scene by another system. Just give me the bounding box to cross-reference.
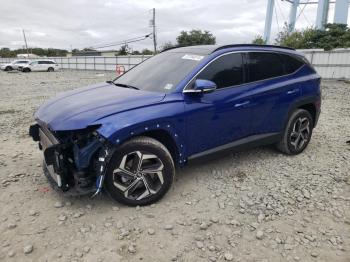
[21,60,59,72]
[0,60,30,71]
[29,44,321,206]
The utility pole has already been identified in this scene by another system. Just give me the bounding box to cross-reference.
[316,0,330,29]
[263,0,275,43]
[288,0,300,32]
[334,0,349,24]
[22,29,29,57]
[150,8,157,54]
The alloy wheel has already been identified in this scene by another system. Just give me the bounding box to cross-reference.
[290,117,310,150]
[112,151,164,200]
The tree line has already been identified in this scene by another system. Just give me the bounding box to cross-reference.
[253,23,350,50]
[1,24,349,58]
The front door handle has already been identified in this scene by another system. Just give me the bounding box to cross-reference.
[234,101,250,108]
[287,88,299,95]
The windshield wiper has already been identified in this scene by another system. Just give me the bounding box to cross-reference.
[106,81,139,90]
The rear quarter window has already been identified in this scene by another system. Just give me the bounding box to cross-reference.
[279,54,305,74]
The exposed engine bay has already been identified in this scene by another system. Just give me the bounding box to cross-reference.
[29,124,113,196]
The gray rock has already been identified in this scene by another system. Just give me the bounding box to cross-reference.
[310,252,319,257]
[128,244,136,253]
[7,223,17,229]
[302,189,311,199]
[28,210,38,216]
[54,201,64,208]
[196,241,204,249]
[58,215,67,221]
[224,252,234,261]
[199,222,209,230]
[164,224,173,230]
[7,250,15,257]
[23,245,33,254]
[256,230,265,240]
[148,228,155,235]
[257,213,265,223]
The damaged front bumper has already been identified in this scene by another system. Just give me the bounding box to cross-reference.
[29,123,112,197]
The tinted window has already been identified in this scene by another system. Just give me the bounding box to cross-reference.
[197,53,244,88]
[246,52,284,82]
[115,52,204,93]
[280,54,304,74]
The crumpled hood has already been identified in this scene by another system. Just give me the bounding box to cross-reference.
[35,82,165,131]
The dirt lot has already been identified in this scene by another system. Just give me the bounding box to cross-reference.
[0,70,349,262]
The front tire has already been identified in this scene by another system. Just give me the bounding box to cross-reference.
[47,67,54,72]
[105,136,175,206]
[5,66,13,71]
[276,109,313,155]
[23,68,31,72]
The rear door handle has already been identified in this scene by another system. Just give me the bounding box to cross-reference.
[234,101,250,108]
[287,88,299,95]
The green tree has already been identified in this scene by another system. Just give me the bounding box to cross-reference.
[161,41,175,51]
[176,29,216,46]
[141,49,153,55]
[118,44,130,55]
[252,35,266,45]
[275,23,350,50]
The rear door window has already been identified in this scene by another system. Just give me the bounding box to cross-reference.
[246,52,284,83]
[197,53,244,89]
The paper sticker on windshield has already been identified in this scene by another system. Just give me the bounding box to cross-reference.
[182,54,204,61]
[164,83,173,90]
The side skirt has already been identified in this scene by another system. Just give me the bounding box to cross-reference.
[187,133,281,162]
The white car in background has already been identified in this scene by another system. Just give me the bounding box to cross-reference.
[21,60,60,72]
[0,60,30,71]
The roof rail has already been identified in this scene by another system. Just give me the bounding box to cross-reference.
[212,44,295,53]
[160,45,185,53]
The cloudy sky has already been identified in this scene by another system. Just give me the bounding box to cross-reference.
[0,0,344,51]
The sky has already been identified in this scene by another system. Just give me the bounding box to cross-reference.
[0,0,345,52]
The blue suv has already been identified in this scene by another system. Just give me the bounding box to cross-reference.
[29,44,321,206]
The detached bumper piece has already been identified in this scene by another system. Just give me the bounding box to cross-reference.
[29,124,102,196]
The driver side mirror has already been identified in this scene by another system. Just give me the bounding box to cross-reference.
[183,79,217,94]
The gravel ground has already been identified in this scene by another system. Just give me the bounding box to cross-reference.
[0,70,349,262]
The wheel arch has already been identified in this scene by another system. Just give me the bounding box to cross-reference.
[130,130,180,165]
[298,103,316,126]
[285,96,318,129]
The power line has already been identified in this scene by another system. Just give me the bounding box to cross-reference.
[87,34,152,50]
[296,0,309,22]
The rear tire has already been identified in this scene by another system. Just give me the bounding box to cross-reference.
[276,109,313,155]
[5,66,12,71]
[104,136,175,206]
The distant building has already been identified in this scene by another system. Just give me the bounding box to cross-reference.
[67,50,119,57]
[17,53,39,58]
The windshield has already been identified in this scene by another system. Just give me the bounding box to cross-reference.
[114,52,205,93]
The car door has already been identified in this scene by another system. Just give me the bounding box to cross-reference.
[184,52,254,156]
[30,61,40,71]
[244,52,302,135]
[38,61,48,71]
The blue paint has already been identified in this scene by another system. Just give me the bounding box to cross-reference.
[33,45,321,165]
